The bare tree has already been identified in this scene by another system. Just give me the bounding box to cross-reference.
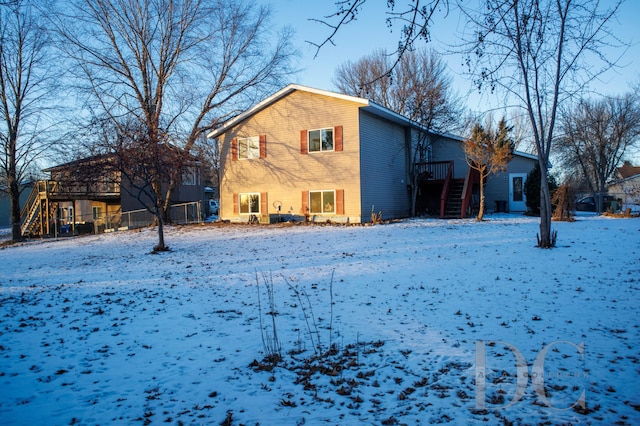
[334,48,463,215]
[52,0,295,251]
[316,1,625,240]
[556,93,640,213]
[0,0,55,241]
[313,0,447,75]
[463,117,514,220]
[334,48,462,131]
[462,0,623,247]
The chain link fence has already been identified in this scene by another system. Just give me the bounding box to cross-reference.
[56,201,202,235]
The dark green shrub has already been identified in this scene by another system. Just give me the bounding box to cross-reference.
[524,162,558,215]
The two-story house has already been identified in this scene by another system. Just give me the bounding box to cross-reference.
[20,151,205,237]
[208,84,537,224]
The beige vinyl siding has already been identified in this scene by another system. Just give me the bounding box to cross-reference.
[484,154,537,211]
[218,90,363,222]
[359,110,411,219]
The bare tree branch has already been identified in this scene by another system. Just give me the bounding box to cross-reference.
[556,93,640,213]
[312,0,447,79]
[50,0,295,251]
[461,0,624,247]
[1,0,58,241]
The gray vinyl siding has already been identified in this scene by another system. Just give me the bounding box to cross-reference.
[359,110,411,219]
[430,136,467,179]
[484,154,537,211]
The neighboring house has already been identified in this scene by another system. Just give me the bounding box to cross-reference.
[207,84,537,224]
[20,153,205,237]
[608,162,640,211]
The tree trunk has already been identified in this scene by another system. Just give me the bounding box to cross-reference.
[9,176,23,241]
[411,172,419,216]
[153,203,167,252]
[477,174,485,221]
[537,160,554,248]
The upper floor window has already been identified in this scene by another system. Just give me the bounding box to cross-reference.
[309,128,333,152]
[182,167,197,185]
[238,136,260,159]
[300,126,342,154]
[232,135,266,160]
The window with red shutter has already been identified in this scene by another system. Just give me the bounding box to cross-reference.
[231,138,238,161]
[260,192,268,215]
[259,135,267,158]
[300,130,308,154]
[334,126,343,152]
[336,189,344,215]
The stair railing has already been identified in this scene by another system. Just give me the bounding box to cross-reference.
[460,167,479,218]
[439,161,454,219]
[20,182,46,236]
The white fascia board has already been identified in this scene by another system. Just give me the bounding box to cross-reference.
[206,84,370,140]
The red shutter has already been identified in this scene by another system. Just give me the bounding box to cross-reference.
[336,189,344,215]
[259,135,267,158]
[233,193,238,214]
[300,130,308,154]
[301,191,309,214]
[231,138,238,161]
[260,192,268,215]
[334,126,343,152]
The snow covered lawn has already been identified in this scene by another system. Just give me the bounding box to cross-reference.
[1,215,638,425]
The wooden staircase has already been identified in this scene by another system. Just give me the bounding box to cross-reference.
[443,179,465,218]
[20,181,59,237]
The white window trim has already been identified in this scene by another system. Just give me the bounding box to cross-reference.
[92,206,102,221]
[238,136,260,160]
[309,190,336,214]
[239,192,261,215]
[308,128,334,153]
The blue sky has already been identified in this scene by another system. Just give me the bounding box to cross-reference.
[270,0,640,113]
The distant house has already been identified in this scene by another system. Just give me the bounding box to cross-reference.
[207,84,537,224]
[608,162,640,210]
[20,152,205,237]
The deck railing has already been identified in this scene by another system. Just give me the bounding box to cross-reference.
[415,161,453,181]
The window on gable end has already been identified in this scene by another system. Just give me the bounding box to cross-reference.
[238,136,260,160]
[308,128,334,152]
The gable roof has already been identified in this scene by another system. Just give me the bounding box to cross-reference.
[206,84,426,139]
[617,163,640,179]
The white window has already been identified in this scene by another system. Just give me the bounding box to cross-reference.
[238,136,260,159]
[239,193,260,214]
[309,190,335,214]
[67,207,74,223]
[92,206,102,221]
[308,128,333,152]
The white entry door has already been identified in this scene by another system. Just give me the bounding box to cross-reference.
[509,173,527,212]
